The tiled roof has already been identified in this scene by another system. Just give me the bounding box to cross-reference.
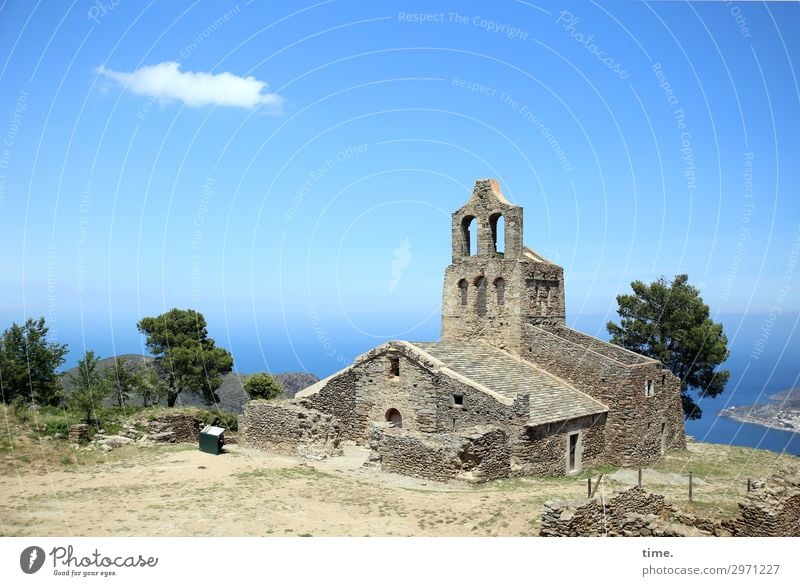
[410,341,607,426]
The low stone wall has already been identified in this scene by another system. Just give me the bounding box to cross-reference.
[369,424,510,483]
[540,487,677,537]
[145,412,202,443]
[458,426,511,481]
[241,401,342,458]
[726,471,800,536]
[541,471,800,537]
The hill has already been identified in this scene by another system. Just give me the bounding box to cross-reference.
[59,354,319,413]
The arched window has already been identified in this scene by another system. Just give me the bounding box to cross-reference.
[475,277,487,316]
[489,213,505,257]
[458,279,468,305]
[494,277,505,305]
[460,216,477,256]
[385,408,402,428]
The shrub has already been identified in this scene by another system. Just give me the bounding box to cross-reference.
[197,408,239,432]
[243,372,285,401]
[11,396,30,424]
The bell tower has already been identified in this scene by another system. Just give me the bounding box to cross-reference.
[441,179,565,352]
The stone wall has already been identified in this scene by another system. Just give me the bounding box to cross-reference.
[144,411,202,443]
[726,471,800,536]
[456,426,511,481]
[370,424,510,483]
[541,472,800,537]
[540,326,651,365]
[441,179,566,353]
[303,369,365,441]
[541,487,685,537]
[511,415,606,476]
[522,324,685,467]
[302,343,524,444]
[241,401,342,458]
[441,258,566,353]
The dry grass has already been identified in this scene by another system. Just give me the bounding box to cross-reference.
[2,405,798,536]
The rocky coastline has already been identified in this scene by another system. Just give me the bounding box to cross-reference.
[719,388,800,433]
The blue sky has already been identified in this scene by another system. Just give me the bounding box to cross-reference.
[0,1,798,376]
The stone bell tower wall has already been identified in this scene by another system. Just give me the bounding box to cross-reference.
[441,179,566,351]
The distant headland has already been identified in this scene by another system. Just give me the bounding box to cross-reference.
[719,388,800,433]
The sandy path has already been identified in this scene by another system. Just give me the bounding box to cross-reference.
[0,444,588,536]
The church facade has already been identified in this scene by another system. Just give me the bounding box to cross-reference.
[242,179,686,481]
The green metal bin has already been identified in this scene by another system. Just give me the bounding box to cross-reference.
[199,425,225,455]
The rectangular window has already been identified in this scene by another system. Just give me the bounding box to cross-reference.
[452,394,464,407]
[388,356,400,378]
[645,380,655,398]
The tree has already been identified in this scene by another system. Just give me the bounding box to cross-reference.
[0,317,68,406]
[244,372,285,401]
[103,357,138,407]
[136,367,169,407]
[607,274,730,420]
[67,350,109,424]
[137,309,233,407]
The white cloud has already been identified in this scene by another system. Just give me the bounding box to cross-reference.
[95,61,283,110]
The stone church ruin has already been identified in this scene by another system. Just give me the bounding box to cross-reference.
[242,178,686,481]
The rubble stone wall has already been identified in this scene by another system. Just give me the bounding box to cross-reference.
[241,401,342,458]
[511,415,606,476]
[541,472,800,537]
[540,487,692,537]
[145,411,202,443]
[522,324,686,467]
[304,346,524,443]
[370,424,510,483]
[303,369,364,441]
[727,472,800,536]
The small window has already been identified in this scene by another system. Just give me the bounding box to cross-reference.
[494,277,505,305]
[458,279,468,305]
[452,394,464,407]
[475,277,487,316]
[661,373,666,386]
[388,356,400,378]
[461,216,477,257]
[489,213,505,257]
[645,380,655,398]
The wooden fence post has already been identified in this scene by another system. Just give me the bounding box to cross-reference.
[590,474,604,498]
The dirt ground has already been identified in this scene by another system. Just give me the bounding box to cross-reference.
[0,443,568,536]
[1,440,797,537]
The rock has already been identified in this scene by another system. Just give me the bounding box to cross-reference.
[105,435,133,445]
[150,431,176,443]
[68,424,89,443]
